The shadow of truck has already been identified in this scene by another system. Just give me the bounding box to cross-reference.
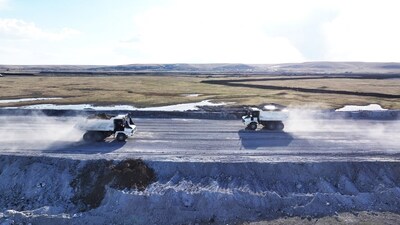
[44,139,127,155]
[238,129,294,149]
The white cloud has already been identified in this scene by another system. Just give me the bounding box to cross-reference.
[0,19,80,41]
[2,0,400,64]
[0,0,8,10]
[323,0,400,62]
[0,18,82,64]
[123,0,400,63]
[0,40,132,65]
[124,0,312,63]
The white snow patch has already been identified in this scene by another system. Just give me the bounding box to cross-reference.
[263,104,277,110]
[138,100,225,111]
[181,93,201,97]
[336,104,388,112]
[3,100,226,111]
[264,104,287,111]
[5,104,137,111]
[0,98,62,104]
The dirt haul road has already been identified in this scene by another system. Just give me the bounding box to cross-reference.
[0,115,399,162]
[1,115,400,225]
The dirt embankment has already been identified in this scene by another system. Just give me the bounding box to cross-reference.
[0,156,156,222]
[1,156,400,224]
[71,159,156,211]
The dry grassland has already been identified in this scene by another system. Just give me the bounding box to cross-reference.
[0,75,399,109]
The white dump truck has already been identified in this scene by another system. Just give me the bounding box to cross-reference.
[78,114,137,142]
[242,107,288,130]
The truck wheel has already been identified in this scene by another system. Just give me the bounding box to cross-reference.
[247,122,257,130]
[276,122,284,131]
[116,133,127,142]
[83,132,94,142]
[93,132,105,142]
[266,122,277,130]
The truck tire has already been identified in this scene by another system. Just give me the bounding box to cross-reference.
[247,122,257,130]
[276,122,284,131]
[266,122,276,130]
[83,132,94,142]
[116,133,127,142]
[93,132,105,142]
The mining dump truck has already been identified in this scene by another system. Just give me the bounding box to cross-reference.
[78,114,137,142]
[242,107,288,130]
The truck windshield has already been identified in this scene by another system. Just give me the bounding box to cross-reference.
[114,119,124,131]
[124,119,132,129]
[251,111,259,117]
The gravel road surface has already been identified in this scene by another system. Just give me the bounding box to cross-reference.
[0,116,399,162]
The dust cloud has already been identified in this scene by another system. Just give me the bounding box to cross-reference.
[285,108,400,147]
[0,113,85,151]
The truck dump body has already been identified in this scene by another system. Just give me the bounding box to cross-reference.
[79,120,115,132]
[259,111,288,121]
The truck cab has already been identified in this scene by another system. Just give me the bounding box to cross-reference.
[242,107,260,123]
[111,115,137,141]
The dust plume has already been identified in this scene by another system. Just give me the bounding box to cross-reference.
[0,113,85,152]
[285,108,400,147]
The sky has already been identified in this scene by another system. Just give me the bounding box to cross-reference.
[0,0,399,65]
